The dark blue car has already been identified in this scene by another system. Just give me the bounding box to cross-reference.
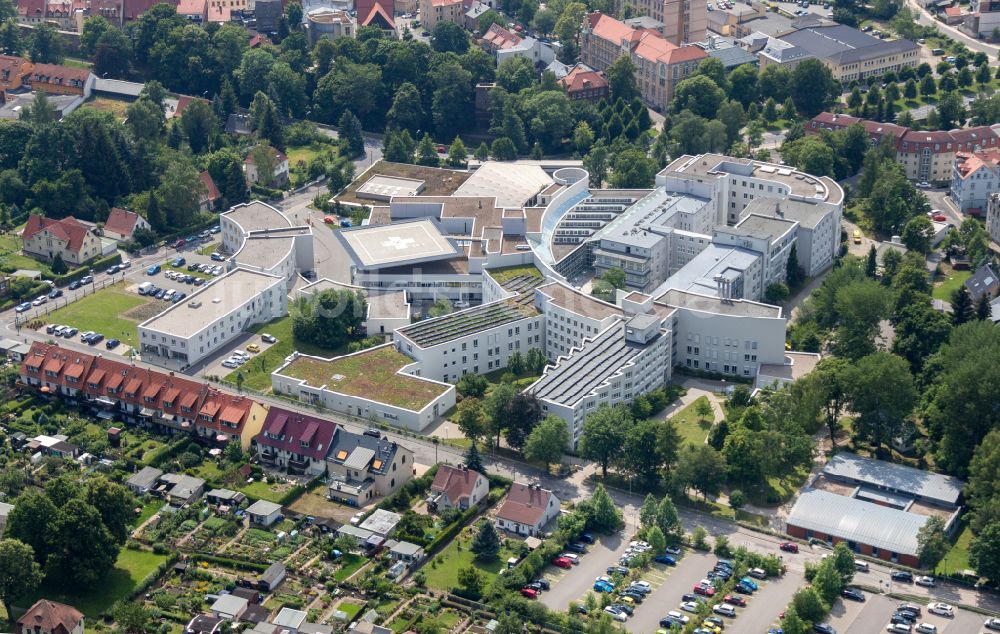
[655,554,677,565]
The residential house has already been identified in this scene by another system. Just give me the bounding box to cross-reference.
[178,0,209,21]
[185,615,226,634]
[965,264,998,301]
[206,488,247,507]
[0,55,33,94]
[21,215,104,266]
[25,434,79,460]
[479,23,556,65]
[388,540,424,564]
[951,149,1000,215]
[961,0,1000,38]
[244,146,290,186]
[193,389,265,450]
[357,1,396,35]
[428,464,489,511]
[255,407,336,476]
[211,595,249,621]
[272,609,307,634]
[103,207,151,241]
[495,482,560,536]
[156,473,206,505]
[581,12,708,112]
[246,499,283,527]
[200,171,223,211]
[326,428,414,506]
[127,466,165,495]
[557,64,609,103]
[258,561,287,591]
[423,0,465,32]
[15,600,84,634]
[24,63,93,96]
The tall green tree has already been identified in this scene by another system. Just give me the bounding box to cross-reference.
[951,286,974,325]
[606,54,640,102]
[469,520,501,560]
[790,59,836,117]
[0,538,43,623]
[845,352,915,455]
[578,404,631,478]
[29,23,63,63]
[524,415,569,474]
[916,515,949,568]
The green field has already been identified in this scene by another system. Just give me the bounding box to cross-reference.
[18,549,168,618]
[932,269,972,301]
[669,396,715,447]
[333,555,368,582]
[937,522,973,575]
[220,315,350,391]
[424,530,516,591]
[44,284,154,338]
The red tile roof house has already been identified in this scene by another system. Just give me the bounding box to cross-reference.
[427,464,489,511]
[21,215,103,266]
[557,64,609,103]
[244,145,290,186]
[494,482,560,537]
[16,600,84,634]
[200,171,222,211]
[19,342,267,449]
[254,407,337,477]
[103,207,151,241]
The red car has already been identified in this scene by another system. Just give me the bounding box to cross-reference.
[694,584,716,597]
[724,595,747,607]
[172,239,185,248]
[779,542,799,553]
[933,214,947,222]
[520,587,538,599]
[552,556,573,569]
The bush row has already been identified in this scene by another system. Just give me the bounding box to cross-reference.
[52,252,122,287]
[190,552,270,572]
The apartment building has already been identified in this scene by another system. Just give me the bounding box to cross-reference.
[580,12,708,111]
[254,407,337,477]
[808,112,1000,184]
[622,0,707,43]
[424,0,465,31]
[951,150,1000,215]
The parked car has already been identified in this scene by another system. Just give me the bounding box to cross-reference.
[813,625,836,634]
[612,600,634,613]
[68,280,82,290]
[655,554,677,565]
[854,560,869,572]
[519,587,537,599]
[533,578,550,590]
[914,624,937,634]
[694,583,716,597]
[739,577,759,591]
[985,617,1000,631]
[86,333,105,345]
[603,607,626,622]
[897,604,921,617]
[665,545,682,555]
[665,611,689,625]
[779,542,799,553]
[210,225,221,234]
[749,567,768,579]
[712,603,736,617]
[723,595,747,607]
[915,576,935,587]
[841,587,865,602]
[552,556,573,569]
[106,338,120,349]
[63,327,77,338]
[32,295,47,306]
[222,359,240,369]
[147,264,161,275]
[566,542,586,553]
[892,612,916,625]
[80,274,93,285]
[680,601,700,613]
[15,302,31,313]
[172,239,185,248]
[211,252,225,261]
[927,603,953,617]
[560,553,579,565]
[106,264,120,275]
[891,570,913,583]
[121,260,131,268]
[886,625,911,634]
[48,288,63,299]
[606,566,628,576]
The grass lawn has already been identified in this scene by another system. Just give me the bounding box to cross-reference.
[932,269,971,301]
[198,242,220,256]
[287,487,344,517]
[132,499,164,527]
[44,283,153,337]
[218,315,344,391]
[0,232,55,275]
[936,521,973,575]
[62,58,93,69]
[286,144,324,166]
[82,96,131,121]
[423,531,516,591]
[239,478,296,503]
[669,396,715,447]
[333,554,368,582]
[336,599,365,619]
[18,549,167,618]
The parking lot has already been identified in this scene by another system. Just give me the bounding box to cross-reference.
[539,531,629,612]
[625,550,714,633]
[828,593,985,633]
[726,567,805,632]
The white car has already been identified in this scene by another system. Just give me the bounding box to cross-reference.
[915,623,937,634]
[915,575,935,587]
[886,624,912,633]
[32,295,47,306]
[221,359,239,369]
[80,330,95,341]
[928,603,953,617]
[603,607,627,622]
[631,580,651,592]
[680,601,699,613]
[666,611,689,624]
[629,540,650,549]
[985,617,1000,631]
[595,575,612,584]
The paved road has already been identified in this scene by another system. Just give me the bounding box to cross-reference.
[905,0,998,57]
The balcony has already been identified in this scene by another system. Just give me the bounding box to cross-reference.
[259,451,278,465]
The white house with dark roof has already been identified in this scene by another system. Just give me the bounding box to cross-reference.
[325,428,414,506]
[246,499,283,527]
[495,482,560,536]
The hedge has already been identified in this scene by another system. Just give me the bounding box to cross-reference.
[144,437,192,468]
[52,252,122,287]
[424,505,479,556]
[190,553,270,572]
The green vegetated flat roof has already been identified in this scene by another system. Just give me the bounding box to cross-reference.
[280,346,448,411]
[488,264,547,294]
[398,292,539,348]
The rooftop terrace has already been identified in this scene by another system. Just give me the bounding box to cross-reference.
[397,293,538,348]
[487,264,547,294]
[278,345,449,411]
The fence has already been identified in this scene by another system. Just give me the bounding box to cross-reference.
[12,272,129,332]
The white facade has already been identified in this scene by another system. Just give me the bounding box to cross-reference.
[393,295,543,383]
[534,282,623,360]
[951,154,1000,214]
[138,269,287,367]
[220,202,314,288]
[987,193,1000,246]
